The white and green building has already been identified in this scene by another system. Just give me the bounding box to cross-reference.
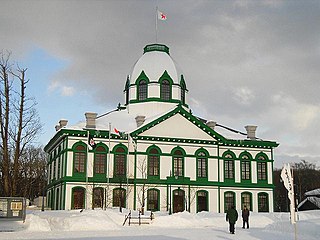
[44,43,278,213]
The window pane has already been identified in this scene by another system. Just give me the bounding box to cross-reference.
[241,161,250,180]
[161,80,170,100]
[138,80,147,100]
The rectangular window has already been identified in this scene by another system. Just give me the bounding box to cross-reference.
[95,153,106,174]
[257,162,267,180]
[224,160,234,179]
[241,161,250,180]
[74,152,86,173]
[148,155,159,176]
[173,156,183,176]
[115,155,125,176]
[197,157,207,178]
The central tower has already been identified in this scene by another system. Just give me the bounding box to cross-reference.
[124,43,188,117]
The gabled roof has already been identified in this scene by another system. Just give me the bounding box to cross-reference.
[131,105,278,148]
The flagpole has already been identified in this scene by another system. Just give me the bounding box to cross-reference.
[155,6,158,43]
[106,122,111,209]
[86,130,89,210]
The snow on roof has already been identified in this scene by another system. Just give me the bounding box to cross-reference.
[131,50,179,84]
[305,188,320,197]
[298,196,320,209]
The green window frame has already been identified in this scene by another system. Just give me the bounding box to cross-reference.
[172,149,184,177]
[197,190,209,212]
[147,188,160,211]
[73,144,87,176]
[224,191,235,212]
[148,147,160,177]
[258,192,269,212]
[113,145,127,177]
[93,187,104,209]
[241,192,252,210]
[94,146,107,175]
[113,188,126,208]
[256,153,268,182]
[138,79,147,100]
[223,151,235,181]
[160,79,171,100]
[196,150,208,179]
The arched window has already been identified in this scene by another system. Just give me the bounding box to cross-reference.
[241,192,252,210]
[161,80,171,100]
[256,153,268,181]
[224,153,234,180]
[197,191,208,212]
[93,187,104,209]
[125,77,130,105]
[138,80,147,100]
[147,189,159,211]
[224,191,235,212]
[74,145,86,174]
[258,192,269,212]
[181,81,186,104]
[72,187,85,210]
[114,146,126,177]
[173,149,184,177]
[113,188,126,208]
[148,148,160,177]
[240,152,251,181]
[197,151,207,178]
[94,146,107,174]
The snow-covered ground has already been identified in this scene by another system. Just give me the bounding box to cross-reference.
[0,208,319,240]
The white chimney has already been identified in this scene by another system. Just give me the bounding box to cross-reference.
[135,115,146,127]
[206,121,216,130]
[85,112,98,129]
[245,125,257,140]
[59,119,68,128]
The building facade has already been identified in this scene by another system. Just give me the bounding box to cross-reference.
[44,43,278,213]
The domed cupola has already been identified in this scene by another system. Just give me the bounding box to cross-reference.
[124,43,188,117]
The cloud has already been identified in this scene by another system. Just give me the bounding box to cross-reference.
[1,0,320,166]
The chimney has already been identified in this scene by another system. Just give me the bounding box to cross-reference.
[206,121,216,130]
[245,125,257,140]
[55,125,61,131]
[85,112,98,129]
[59,119,68,128]
[135,115,146,127]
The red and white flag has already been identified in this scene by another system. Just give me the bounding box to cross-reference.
[158,10,167,21]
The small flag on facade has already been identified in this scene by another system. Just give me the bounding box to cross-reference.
[114,128,126,138]
[157,10,167,21]
[88,135,97,150]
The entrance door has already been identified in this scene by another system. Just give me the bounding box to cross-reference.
[73,188,85,209]
[173,189,185,213]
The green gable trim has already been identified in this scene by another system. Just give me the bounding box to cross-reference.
[144,43,170,55]
[134,70,150,85]
[130,105,278,149]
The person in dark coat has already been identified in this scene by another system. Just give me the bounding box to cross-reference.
[242,205,250,229]
[226,205,238,234]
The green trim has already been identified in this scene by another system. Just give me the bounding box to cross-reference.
[171,147,186,177]
[146,145,161,179]
[71,186,86,210]
[147,188,160,211]
[196,190,209,213]
[144,43,170,55]
[130,105,278,148]
[72,142,87,179]
[224,191,236,213]
[258,192,269,212]
[241,191,253,210]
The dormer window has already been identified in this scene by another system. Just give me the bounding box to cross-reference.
[161,79,170,100]
[138,80,147,100]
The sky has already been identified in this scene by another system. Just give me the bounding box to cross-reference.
[1,209,320,240]
[1,0,319,168]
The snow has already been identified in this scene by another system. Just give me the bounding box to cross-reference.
[131,50,179,84]
[1,209,319,240]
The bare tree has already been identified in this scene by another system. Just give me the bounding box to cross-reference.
[0,51,43,197]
